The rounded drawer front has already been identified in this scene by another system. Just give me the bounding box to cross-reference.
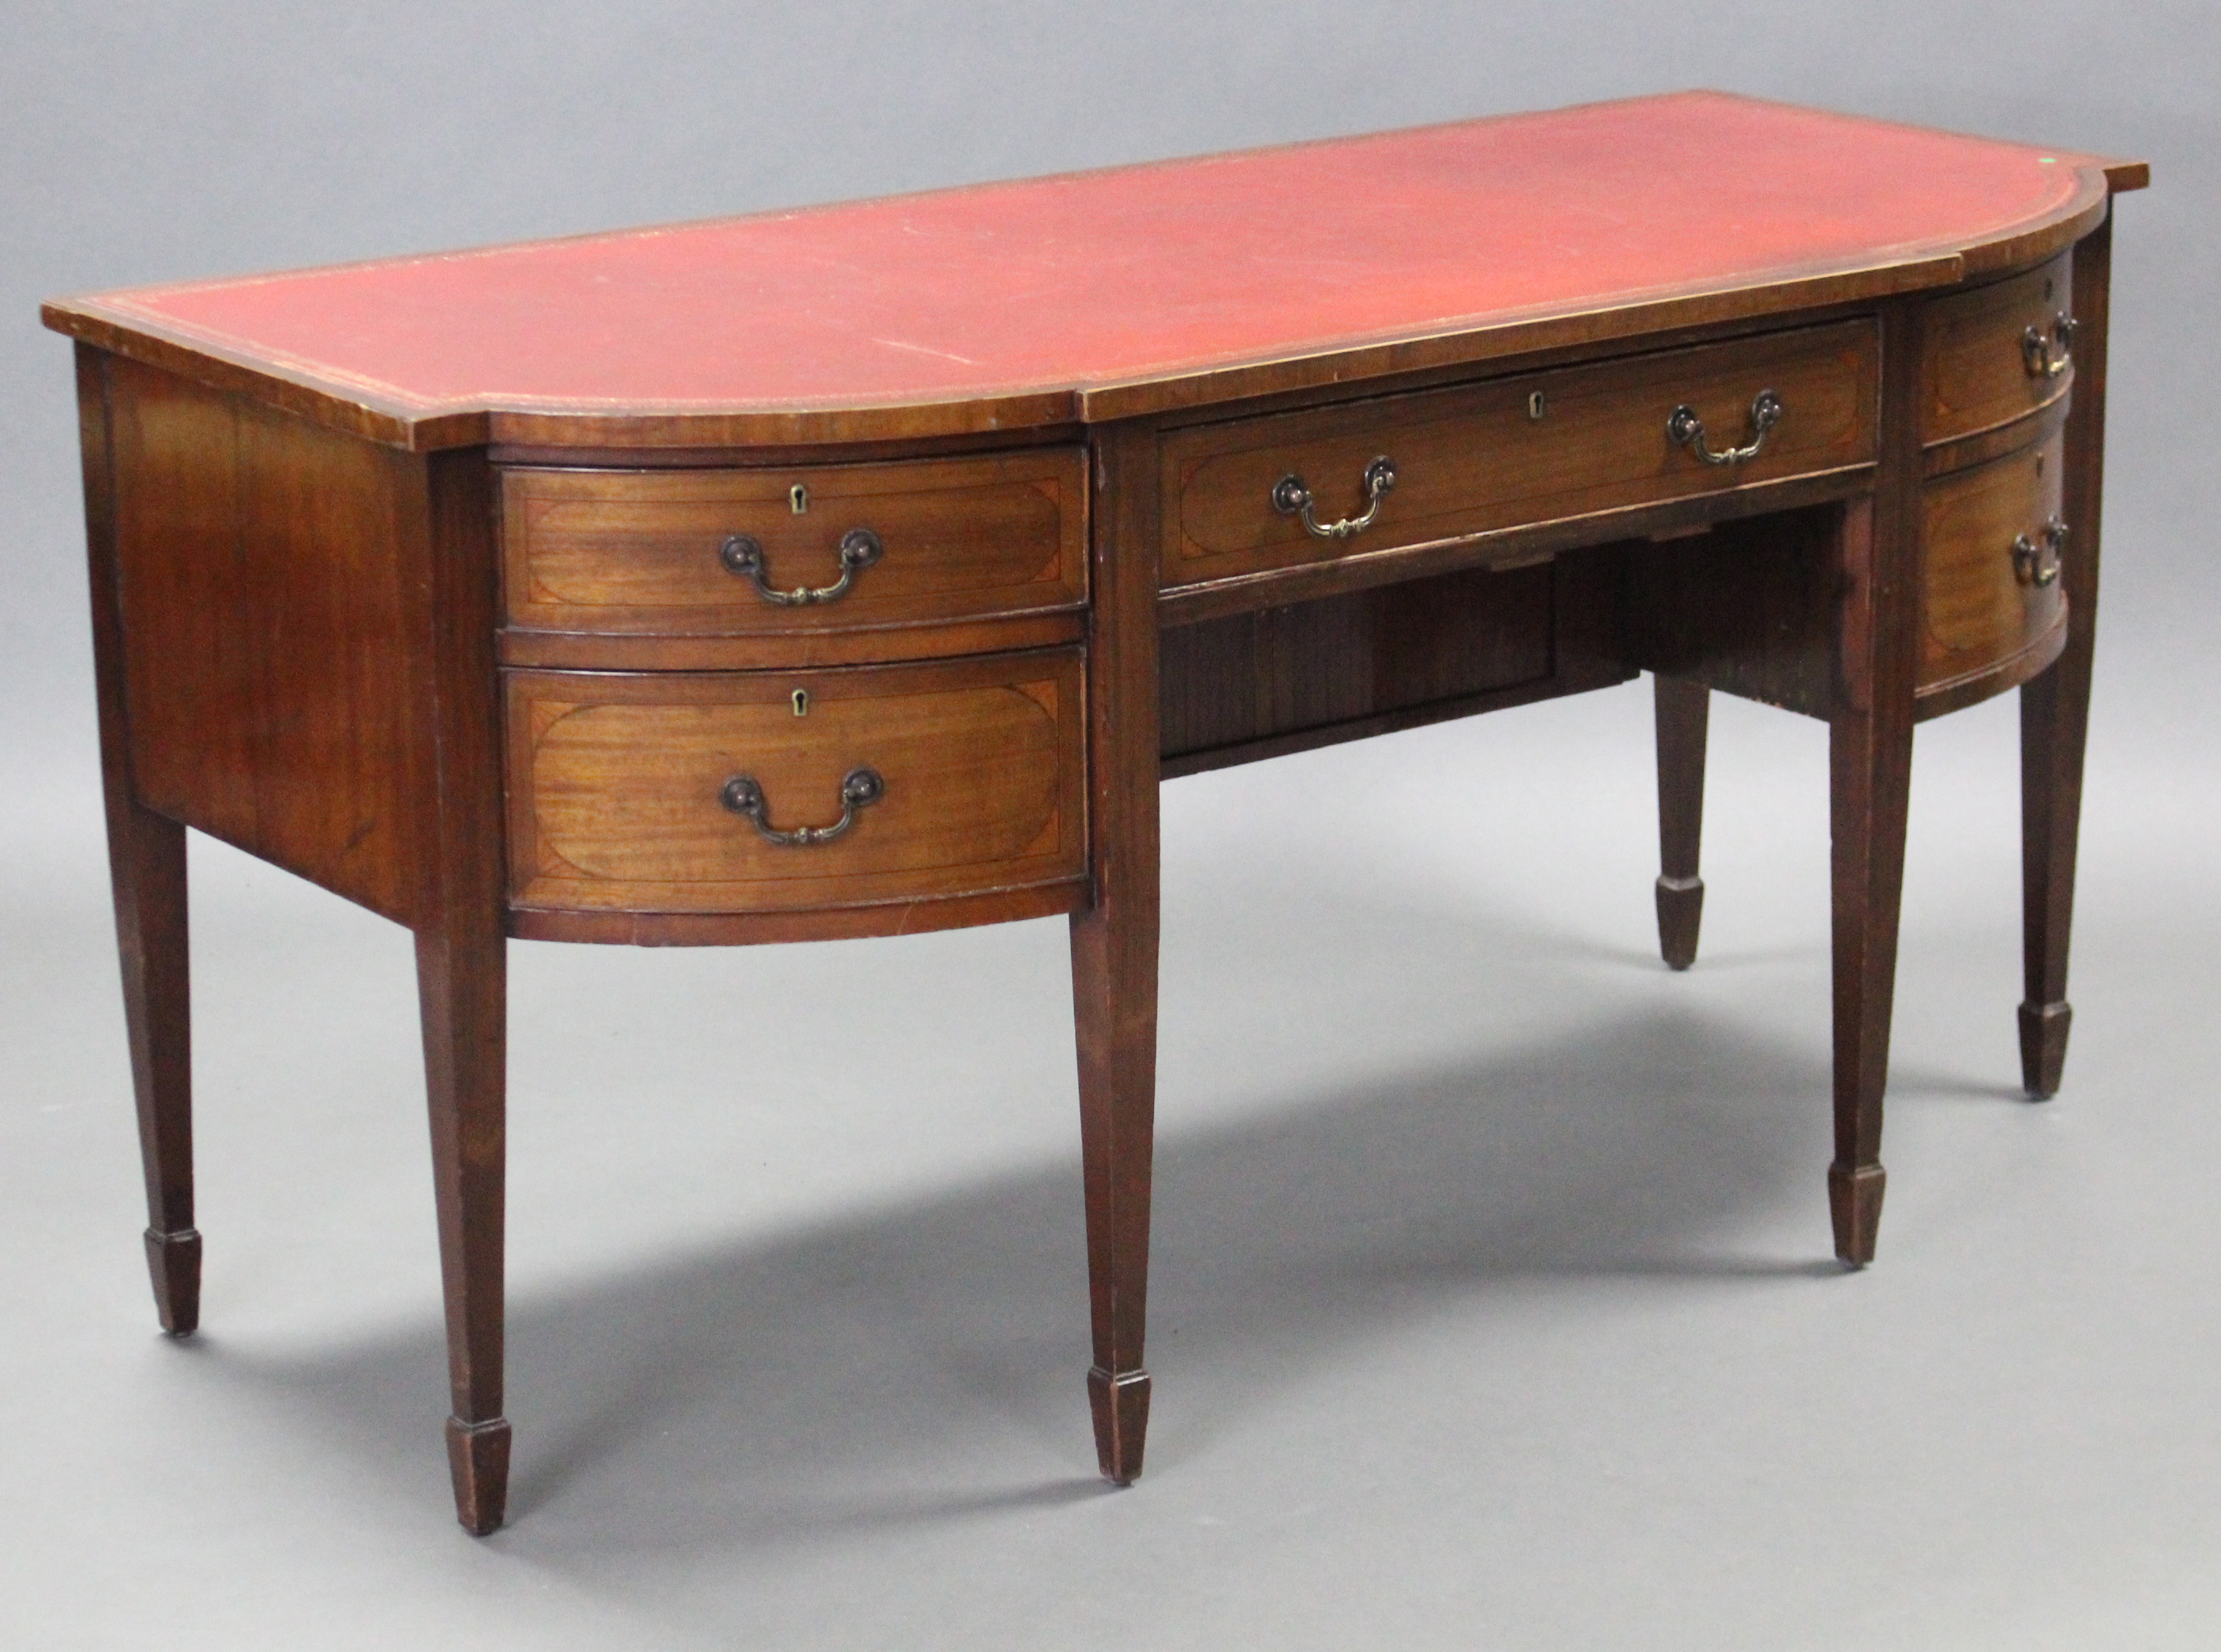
[1919,432,2067,701]
[1160,318,1878,590]
[505,649,1086,914]
[501,448,1087,640]
[1921,251,2074,448]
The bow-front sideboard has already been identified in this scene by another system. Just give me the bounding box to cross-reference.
[44,92,2145,1533]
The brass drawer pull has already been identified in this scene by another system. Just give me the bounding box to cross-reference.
[720,766,885,845]
[1667,389,1783,465]
[2012,516,2069,588]
[2022,314,2076,380]
[1272,456,1397,539]
[720,527,884,605]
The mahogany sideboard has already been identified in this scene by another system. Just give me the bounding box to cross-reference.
[43,92,2146,1534]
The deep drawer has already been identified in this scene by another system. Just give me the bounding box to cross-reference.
[1919,431,2068,697]
[502,449,1087,640]
[1920,252,2075,448]
[1159,320,1877,590]
[505,648,1086,914]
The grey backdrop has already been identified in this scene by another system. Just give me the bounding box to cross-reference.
[3,5,2216,1649]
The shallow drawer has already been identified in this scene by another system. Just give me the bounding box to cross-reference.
[1159,320,1877,589]
[1920,432,2067,697]
[1921,253,2074,448]
[502,449,1087,638]
[506,649,1086,914]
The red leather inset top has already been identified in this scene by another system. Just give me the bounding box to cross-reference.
[56,92,2111,429]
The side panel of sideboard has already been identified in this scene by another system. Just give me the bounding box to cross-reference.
[88,349,459,925]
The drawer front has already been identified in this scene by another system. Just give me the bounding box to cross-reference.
[506,649,1086,914]
[1160,320,1877,588]
[1921,253,2075,447]
[502,449,1087,636]
[1920,433,2066,694]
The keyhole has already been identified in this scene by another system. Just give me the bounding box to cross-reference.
[1528,390,1548,421]
[791,689,810,717]
[790,483,810,514]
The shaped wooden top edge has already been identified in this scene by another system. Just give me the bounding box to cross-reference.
[1955,168,2114,276]
[1068,163,2110,426]
[43,181,2110,454]
[42,297,1084,452]
[44,299,445,449]
[477,392,1088,452]
[42,93,2143,453]
[1073,253,1968,426]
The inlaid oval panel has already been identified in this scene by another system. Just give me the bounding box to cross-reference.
[505,649,1086,914]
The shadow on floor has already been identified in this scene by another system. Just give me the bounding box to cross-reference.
[208,999,1841,1558]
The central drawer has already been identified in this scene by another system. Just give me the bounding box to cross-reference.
[1159,319,1877,590]
[505,648,1087,916]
